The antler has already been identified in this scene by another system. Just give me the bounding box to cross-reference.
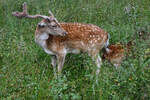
[49,10,60,24]
[12,2,51,20]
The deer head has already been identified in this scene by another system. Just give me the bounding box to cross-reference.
[12,2,67,36]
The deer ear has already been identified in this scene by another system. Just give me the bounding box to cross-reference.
[48,16,57,22]
[46,18,51,23]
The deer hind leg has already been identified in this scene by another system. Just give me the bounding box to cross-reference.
[89,50,102,75]
[95,55,102,75]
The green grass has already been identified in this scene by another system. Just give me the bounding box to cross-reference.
[0,0,150,99]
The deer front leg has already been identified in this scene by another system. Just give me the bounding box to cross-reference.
[57,54,66,73]
[95,55,102,75]
[51,55,57,74]
[51,55,57,67]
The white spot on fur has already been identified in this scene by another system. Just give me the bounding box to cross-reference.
[80,41,84,46]
[89,40,93,44]
[95,39,97,43]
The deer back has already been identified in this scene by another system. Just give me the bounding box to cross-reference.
[45,23,108,53]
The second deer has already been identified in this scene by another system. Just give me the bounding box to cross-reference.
[12,2,110,74]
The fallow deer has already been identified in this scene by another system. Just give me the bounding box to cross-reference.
[12,2,110,74]
[102,28,150,68]
[102,38,138,68]
[102,43,128,68]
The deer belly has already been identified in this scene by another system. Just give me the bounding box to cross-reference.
[66,41,87,54]
[44,48,55,55]
[68,49,80,54]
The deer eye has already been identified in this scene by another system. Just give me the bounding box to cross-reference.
[38,23,46,28]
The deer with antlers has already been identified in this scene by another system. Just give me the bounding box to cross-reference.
[12,2,110,74]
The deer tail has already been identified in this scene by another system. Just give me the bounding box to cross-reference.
[104,33,111,53]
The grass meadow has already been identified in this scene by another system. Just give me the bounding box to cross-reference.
[0,0,150,99]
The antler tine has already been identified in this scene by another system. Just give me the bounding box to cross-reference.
[49,10,54,17]
[49,10,61,25]
[23,2,27,15]
[12,2,51,20]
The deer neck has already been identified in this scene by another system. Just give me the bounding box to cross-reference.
[35,33,49,47]
[35,33,55,55]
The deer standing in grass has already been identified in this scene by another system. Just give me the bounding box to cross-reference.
[12,2,110,74]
